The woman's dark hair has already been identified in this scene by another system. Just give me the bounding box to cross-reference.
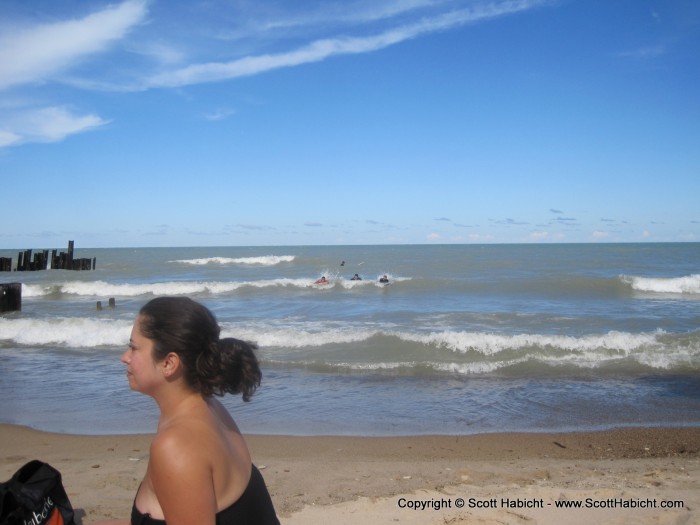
[138,297,261,401]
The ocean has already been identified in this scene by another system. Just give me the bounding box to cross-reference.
[1,243,699,436]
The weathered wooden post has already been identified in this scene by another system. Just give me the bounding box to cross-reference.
[0,283,21,312]
[67,240,74,269]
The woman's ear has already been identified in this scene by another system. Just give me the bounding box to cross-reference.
[161,352,182,379]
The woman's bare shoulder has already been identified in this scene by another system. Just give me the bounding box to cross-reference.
[150,417,212,472]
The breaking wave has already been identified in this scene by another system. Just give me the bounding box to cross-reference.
[3,317,696,374]
[171,255,295,266]
[621,274,700,295]
[21,275,403,297]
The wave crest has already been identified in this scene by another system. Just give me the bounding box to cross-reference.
[622,274,700,295]
[21,276,406,297]
[0,318,132,347]
[171,255,295,266]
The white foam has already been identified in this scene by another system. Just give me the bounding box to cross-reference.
[222,324,377,348]
[394,330,663,355]
[22,278,336,297]
[622,273,700,294]
[2,315,695,372]
[21,273,412,298]
[171,255,295,266]
[0,318,132,347]
[21,283,57,297]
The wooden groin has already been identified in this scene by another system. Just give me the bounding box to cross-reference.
[1,240,96,272]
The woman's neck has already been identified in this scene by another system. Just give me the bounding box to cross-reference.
[155,386,205,428]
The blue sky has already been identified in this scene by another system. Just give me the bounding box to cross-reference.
[1,0,698,248]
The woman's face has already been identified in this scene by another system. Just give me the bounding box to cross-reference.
[121,316,161,395]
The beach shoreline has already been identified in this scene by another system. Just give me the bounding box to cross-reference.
[2,424,699,524]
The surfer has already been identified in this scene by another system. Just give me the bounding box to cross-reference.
[350,274,362,281]
[315,276,329,285]
[379,275,389,284]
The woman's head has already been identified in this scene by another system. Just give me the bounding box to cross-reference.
[136,297,261,400]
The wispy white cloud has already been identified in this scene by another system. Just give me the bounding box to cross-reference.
[1,106,108,147]
[203,108,237,121]
[256,0,454,32]
[213,0,456,41]
[129,40,186,66]
[141,0,546,89]
[616,44,666,60]
[0,0,146,148]
[0,0,148,91]
[0,130,21,147]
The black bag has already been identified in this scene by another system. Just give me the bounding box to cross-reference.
[0,460,75,525]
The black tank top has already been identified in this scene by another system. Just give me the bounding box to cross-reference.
[131,465,279,525]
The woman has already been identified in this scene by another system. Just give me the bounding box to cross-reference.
[97,297,279,525]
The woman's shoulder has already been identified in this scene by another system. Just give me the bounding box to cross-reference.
[150,422,203,468]
[151,408,215,462]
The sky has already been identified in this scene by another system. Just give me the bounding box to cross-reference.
[1,0,699,249]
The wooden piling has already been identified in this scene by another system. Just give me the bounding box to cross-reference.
[68,240,74,269]
[0,283,21,312]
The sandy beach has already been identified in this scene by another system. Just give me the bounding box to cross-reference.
[2,424,699,524]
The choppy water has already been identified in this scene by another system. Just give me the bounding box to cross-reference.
[1,243,699,435]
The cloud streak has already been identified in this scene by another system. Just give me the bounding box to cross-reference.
[141,0,547,89]
[1,106,108,146]
[0,0,148,91]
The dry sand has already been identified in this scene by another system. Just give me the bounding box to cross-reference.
[2,424,699,524]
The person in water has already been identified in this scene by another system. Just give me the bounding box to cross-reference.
[350,274,362,280]
[314,276,329,284]
[95,297,279,525]
[379,275,389,284]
